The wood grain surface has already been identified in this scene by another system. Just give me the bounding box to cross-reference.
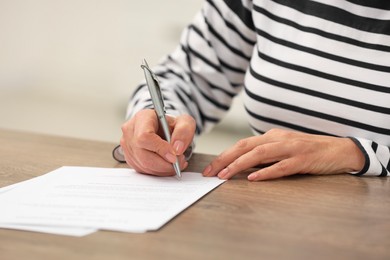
[0,129,389,260]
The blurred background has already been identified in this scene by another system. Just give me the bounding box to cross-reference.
[0,0,252,155]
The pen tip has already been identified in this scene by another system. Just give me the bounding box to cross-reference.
[173,163,181,180]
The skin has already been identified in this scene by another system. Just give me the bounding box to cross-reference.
[121,109,365,181]
[120,109,196,176]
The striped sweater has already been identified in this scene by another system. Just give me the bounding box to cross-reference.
[127,0,390,177]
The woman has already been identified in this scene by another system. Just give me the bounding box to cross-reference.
[118,0,390,181]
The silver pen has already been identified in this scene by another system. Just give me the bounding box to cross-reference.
[141,59,181,179]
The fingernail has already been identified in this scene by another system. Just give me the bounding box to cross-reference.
[248,173,256,181]
[173,140,184,155]
[218,168,229,179]
[165,153,177,163]
[203,165,212,176]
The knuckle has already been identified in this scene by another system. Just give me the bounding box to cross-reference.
[289,139,309,151]
[235,139,249,150]
[186,115,196,126]
[289,139,302,149]
[136,132,152,146]
[230,159,242,169]
[176,114,196,132]
[121,123,129,134]
[153,139,171,156]
[187,118,196,131]
[136,109,149,118]
[213,154,225,166]
[266,128,280,135]
[155,145,167,156]
[180,114,191,121]
[252,145,266,155]
[134,111,142,120]
[276,160,290,173]
[266,128,289,138]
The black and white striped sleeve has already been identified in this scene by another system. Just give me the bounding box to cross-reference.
[125,0,257,135]
[351,138,390,177]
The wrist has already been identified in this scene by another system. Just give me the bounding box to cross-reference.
[343,137,366,173]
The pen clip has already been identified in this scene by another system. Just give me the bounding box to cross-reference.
[141,59,160,83]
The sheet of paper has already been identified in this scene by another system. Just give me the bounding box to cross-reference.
[0,175,124,236]
[0,224,97,237]
[0,180,97,236]
[0,166,225,233]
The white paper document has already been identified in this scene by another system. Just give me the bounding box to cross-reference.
[0,177,97,236]
[0,224,97,237]
[0,167,225,236]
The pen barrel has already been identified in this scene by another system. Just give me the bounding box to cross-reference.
[158,114,171,143]
[141,60,181,178]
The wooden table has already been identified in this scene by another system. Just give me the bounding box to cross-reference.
[0,129,389,260]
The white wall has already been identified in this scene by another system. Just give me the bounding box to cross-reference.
[0,0,251,154]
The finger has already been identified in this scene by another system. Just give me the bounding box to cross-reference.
[121,133,176,176]
[120,137,143,172]
[170,114,196,155]
[129,145,188,176]
[178,154,189,171]
[120,110,185,176]
[247,158,299,181]
[120,121,154,172]
[216,141,292,179]
[121,110,157,142]
[203,136,261,177]
[132,148,177,176]
[121,110,173,163]
[133,116,177,164]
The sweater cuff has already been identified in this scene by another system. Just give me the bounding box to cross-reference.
[347,137,370,176]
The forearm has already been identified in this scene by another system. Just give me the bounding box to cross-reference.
[126,0,256,135]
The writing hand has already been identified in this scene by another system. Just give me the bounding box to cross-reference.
[120,109,196,176]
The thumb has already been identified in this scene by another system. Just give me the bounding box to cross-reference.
[169,114,196,156]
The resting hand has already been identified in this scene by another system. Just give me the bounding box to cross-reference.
[203,128,365,181]
[120,109,196,176]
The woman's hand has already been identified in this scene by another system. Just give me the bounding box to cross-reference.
[120,109,196,176]
[202,128,365,181]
